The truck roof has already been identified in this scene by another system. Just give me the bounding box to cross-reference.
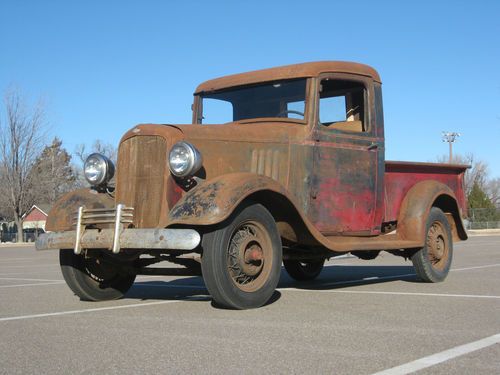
[194,61,381,94]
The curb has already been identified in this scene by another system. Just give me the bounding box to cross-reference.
[467,229,500,236]
[0,242,36,248]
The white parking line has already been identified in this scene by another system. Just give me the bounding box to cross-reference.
[0,264,58,269]
[0,263,496,293]
[282,289,500,300]
[132,281,500,300]
[312,273,416,288]
[0,277,62,282]
[130,273,415,291]
[451,263,500,272]
[0,273,62,279]
[136,275,170,279]
[0,269,62,276]
[0,297,208,322]
[371,333,500,375]
[0,258,37,263]
[0,281,65,289]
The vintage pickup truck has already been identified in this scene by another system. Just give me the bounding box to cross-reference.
[36,61,468,309]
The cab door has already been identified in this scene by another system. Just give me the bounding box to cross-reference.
[309,74,384,235]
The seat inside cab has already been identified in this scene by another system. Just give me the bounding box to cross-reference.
[319,79,366,133]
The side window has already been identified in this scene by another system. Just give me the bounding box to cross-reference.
[287,100,306,119]
[201,98,233,124]
[319,78,366,132]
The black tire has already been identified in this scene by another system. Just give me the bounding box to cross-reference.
[59,250,136,301]
[201,203,282,309]
[283,259,325,281]
[411,207,453,282]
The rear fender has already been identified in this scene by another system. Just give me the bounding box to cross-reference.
[397,180,467,243]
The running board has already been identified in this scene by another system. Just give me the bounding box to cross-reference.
[323,233,422,252]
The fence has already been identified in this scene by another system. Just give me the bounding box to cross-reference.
[466,221,500,230]
[467,208,500,230]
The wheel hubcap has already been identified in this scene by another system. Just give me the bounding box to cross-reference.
[427,222,448,270]
[227,221,272,292]
[241,243,264,276]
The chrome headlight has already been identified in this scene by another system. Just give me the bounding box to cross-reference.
[84,153,115,186]
[168,141,202,178]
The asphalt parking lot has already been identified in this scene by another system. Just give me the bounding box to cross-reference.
[0,235,499,374]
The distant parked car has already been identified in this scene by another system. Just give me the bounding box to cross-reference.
[23,228,45,242]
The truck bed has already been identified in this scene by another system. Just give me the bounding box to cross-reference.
[384,161,468,222]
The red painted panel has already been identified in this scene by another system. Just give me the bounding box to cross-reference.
[384,161,468,221]
[310,139,379,234]
[315,177,375,232]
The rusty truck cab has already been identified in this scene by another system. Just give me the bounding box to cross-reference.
[192,62,384,237]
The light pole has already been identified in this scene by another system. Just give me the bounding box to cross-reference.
[442,131,460,163]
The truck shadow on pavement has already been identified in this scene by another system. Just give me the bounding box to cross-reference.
[124,264,418,303]
[125,277,282,308]
[126,277,209,301]
[279,264,418,291]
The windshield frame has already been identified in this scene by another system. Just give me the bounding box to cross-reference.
[192,78,311,125]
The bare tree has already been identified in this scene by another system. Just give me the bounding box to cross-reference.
[486,178,500,208]
[75,139,117,164]
[0,165,10,220]
[31,137,76,205]
[437,153,488,196]
[0,88,46,242]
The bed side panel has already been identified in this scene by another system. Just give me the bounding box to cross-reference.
[384,161,467,222]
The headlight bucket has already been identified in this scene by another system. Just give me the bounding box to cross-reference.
[168,141,203,178]
[84,153,115,186]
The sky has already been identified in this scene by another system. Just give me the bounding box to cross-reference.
[1,0,499,177]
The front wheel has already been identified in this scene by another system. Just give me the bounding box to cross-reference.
[201,203,282,309]
[60,250,136,301]
[411,207,453,282]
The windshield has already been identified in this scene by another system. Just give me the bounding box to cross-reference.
[198,79,307,124]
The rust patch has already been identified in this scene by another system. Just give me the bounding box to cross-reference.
[167,174,289,227]
[169,181,222,219]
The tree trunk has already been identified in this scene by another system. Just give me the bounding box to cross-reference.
[14,213,23,243]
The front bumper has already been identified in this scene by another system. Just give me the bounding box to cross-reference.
[35,204,200,254]
[35,228,200,252]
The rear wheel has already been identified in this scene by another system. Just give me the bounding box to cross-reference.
[59,250,136,301]
[201,203,282,309]
[411,207,453,282]
[284,259,325,281]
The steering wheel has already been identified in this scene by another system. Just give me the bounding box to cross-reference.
[276,109,305,118]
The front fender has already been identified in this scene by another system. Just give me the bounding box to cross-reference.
[45,189,115,232]
[397,180,467,243]
[166,173,291,226]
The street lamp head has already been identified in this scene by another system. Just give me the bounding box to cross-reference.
[442,131,460,143]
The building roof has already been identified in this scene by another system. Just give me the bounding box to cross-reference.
[194,61,381,94]
[21,204,51,220]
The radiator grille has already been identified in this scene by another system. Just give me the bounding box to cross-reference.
[115,136,167,228]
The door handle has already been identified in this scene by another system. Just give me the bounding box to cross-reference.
[367,142,378,151]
